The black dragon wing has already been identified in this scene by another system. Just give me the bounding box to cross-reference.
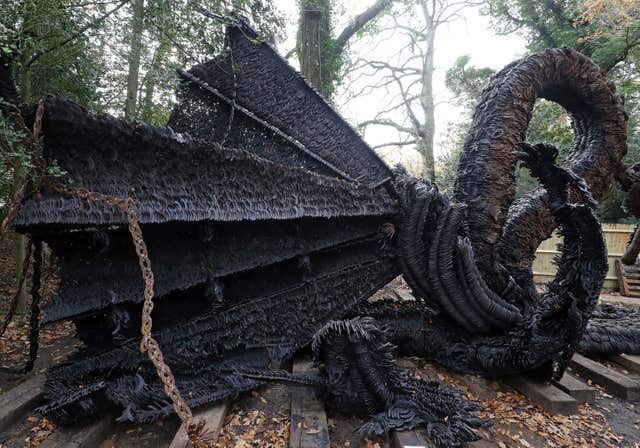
[168,22,392,187]
[13,23,401,423]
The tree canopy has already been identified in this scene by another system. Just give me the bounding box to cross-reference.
[439,0,640,221]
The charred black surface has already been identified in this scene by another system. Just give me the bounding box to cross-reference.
[6,19,640,448]
[374,145,607,379]
[454,48,627,294]
[312,318,485,446]
[580,304,640,355]
[168,25,392,186]
[15,96,396,228]
[39,259,398,423]
[41,216,389,324]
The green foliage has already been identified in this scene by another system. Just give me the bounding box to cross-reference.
[1,0,109,105]
[0,0,285,213]
[435,124,465,198]
[475,0,640,222]
[321,36,348,99]
[0,111,28,215]
[0,102,67,217]
[445,55,495,109]
[485,0,640,71]
[512,100,574,198]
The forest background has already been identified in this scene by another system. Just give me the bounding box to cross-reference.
[1,0,639,304]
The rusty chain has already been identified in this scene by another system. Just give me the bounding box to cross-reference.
[0,101,212,447]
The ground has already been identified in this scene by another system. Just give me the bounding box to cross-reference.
[1,236,640,447]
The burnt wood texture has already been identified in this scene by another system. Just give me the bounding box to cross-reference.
[6,20,640,447]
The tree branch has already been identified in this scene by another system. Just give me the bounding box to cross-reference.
[334,0,392,57]
[359,118,417,135]
[372,140,417,149]
[27,0,131,67]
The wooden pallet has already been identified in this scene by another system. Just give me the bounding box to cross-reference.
[612,354,640,374]
[553,372,596,404]
[615,259,640,297]
[2,351,637,447]
[501,352,640,415]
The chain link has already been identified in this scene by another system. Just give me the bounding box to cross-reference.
[0,101,212,447]
[48,174,211,447]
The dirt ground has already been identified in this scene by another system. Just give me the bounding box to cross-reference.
[1,236,640,447]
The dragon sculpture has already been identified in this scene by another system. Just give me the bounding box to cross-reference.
[3,18,640,447]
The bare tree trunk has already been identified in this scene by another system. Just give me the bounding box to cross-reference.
[353,0,481,177]
[419,4,436,181]
[140,38,168,123]
[14,48,32,315]
[124,0,144,121]
[12,168,27,315]
[298,0,390,98]
[298,0,332,96]
[299,8,325,94]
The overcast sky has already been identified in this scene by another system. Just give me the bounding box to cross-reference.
[271,1,527,163]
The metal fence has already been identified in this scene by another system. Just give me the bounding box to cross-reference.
[532,223,635,290]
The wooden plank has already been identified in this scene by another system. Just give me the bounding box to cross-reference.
[612,354,640,374]
[600,295,640,307]
[622,264,640,274]
[504,376,578,414]
[570,354,640,400]
[169,401,230,448]
[615,260,640,297]
[449,372,499,401]
[39,417,113,448]
[552,373,596,404]
[392,430,437,448]
[616,260,632,297]
[289,358,329,448]
[393,288,415,302]
[0,375,45,432]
